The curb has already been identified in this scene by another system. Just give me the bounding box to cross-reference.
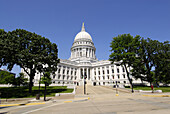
[64,97,90,103]
[0,102,45,107]
[0,97,90,107]
[142,95,170,97]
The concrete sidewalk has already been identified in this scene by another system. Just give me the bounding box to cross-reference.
[0,89,90,107]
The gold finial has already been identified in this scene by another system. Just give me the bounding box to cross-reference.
[81,22,85,31]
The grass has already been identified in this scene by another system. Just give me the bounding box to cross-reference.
[0,86,73,99]
[125,86,170,92]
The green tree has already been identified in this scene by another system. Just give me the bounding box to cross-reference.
[13,29,59,93]
[109,34,140,93]
[132,38,170,85]
[154,41,170,84]
[40,72,52,101]
[132,38,160,85]
[0,29,59,93]
[15,73,28,86]
[0,29,9,68]
[0,70,15,85]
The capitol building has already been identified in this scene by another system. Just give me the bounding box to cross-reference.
[25,23,142,87]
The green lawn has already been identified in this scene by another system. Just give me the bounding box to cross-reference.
[0,86,73,99]
[126,86,170,92]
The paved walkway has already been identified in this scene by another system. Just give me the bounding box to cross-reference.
[1,85,170,114]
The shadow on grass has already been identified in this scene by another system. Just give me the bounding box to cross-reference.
[0,86,73,98]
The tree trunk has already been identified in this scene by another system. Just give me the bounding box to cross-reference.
[39,74,42,93]
[124,63,134,93]
[44,82,47,101]
[29,69,36,93]
[29,76,33,93]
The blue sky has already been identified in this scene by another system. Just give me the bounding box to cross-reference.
[0,0,170,75]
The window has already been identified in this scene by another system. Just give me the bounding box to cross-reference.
[98,71,100,75]
[107,76,109,79]
[112,75,114,79]
[63,69,65,74]
[103,76,105,80]
[117,75,120,79]
[124,81,126,84]
[81,69,83,76]
[112,69,114,73]
[123,74,125,78]
[98,76,100,80]
[58,75,61,79]
[71,71,73,75]
[122,67,125,72]
[58,69,60,73]
[117,68,119,73]
[63,75,65,80]
[67,70,69,75]
[103,70,105,74]
[94,71,96,75]
[107,70,109,74]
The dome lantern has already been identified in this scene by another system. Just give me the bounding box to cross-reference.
[74,23,92,41]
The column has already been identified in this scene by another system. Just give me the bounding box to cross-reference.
[87,68,89,80]
[88,48,90,57]
[74,49,75,58]
[83,68,84,78]
[93,50,95,58]
[78,48,79,57]
[79,68,81,80]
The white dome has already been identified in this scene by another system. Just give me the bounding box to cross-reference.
[74,23,92,41]
[74,31,92,41]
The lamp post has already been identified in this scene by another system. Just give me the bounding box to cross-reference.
[84,75,86,95]
[116,81,118,95]
[0,92,1,104]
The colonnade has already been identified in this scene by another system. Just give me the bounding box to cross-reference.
[80,68,90,80]
[71,47,95,58]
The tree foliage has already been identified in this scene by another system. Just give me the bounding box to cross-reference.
[0,70,15,85]
[131,38,157,84]
[109,34,140,92]
[40,72,52,86]
[15,73,28,86]
[132,38,170,84]
[0,29,59,93]
[110,33,170,86]
[154,41,170,84]
[40,72,52,101]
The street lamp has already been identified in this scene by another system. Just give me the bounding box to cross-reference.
[84,74,87,95]
[116,81,118,96]
[0,92,1,104]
